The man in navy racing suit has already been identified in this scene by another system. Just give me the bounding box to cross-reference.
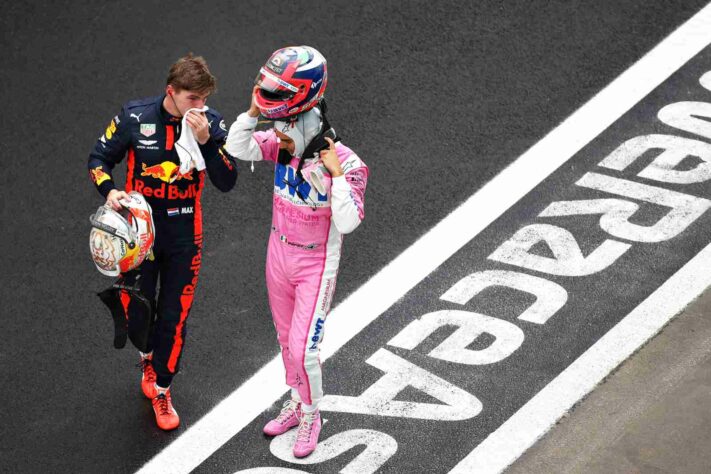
[88,54,237,430]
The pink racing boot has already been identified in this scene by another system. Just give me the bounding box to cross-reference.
[293,409,322,458]
[263,399,302,436]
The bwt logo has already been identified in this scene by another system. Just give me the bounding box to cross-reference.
[275,163,328,202]
[309,318,326,350]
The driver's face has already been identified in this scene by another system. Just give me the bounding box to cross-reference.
[275,130,295,154]
[167,86,209,115]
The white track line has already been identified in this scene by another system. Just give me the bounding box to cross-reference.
[138,4,711,473]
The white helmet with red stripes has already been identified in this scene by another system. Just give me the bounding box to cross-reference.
[89,191,155,276]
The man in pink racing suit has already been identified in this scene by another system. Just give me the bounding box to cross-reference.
[225,46,368,458]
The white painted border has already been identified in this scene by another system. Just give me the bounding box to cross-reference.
[137,4,711,473]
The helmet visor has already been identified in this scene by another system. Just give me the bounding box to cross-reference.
[255,67,298,100]
[89,206,135,246]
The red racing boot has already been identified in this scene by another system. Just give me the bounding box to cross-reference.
[263,399,302,436]
[152,389,180,431]
[138,356,158,399]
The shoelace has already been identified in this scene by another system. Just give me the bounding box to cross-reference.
[154,393,171,415]
[276,400,299,424]
[136,359,156,381]
[296,412,317,442]
[136,359,150,372]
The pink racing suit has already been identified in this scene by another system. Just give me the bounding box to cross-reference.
[226,112,368,405]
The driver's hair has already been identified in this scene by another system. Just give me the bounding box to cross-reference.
[166,53,216,95]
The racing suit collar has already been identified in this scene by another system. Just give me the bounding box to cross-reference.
[158,95,182,124]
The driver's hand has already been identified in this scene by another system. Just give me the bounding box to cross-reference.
[248,85,260,118]
[319,137,343,177]
[106,189,130,211]
[186,110,210,145]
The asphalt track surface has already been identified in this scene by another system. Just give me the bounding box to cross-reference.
[2,1,710,473]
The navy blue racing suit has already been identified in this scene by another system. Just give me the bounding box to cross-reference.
[88,95,237,386]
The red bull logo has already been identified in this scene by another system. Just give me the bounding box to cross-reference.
[141,162,193,183]
[134,180,199,200]
[90,166,111,186]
